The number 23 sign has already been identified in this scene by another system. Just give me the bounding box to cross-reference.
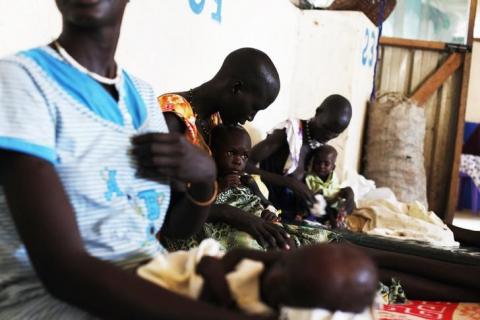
[362,28,377,68]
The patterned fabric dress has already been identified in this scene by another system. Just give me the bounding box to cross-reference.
[158,93,222,153]
[161,186,335,252]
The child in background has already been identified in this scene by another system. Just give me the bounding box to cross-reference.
[304,145,355,228]
[138,238,379,317]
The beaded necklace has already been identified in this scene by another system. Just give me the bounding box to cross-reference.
[305,120,322,149]
[187,89,211,137]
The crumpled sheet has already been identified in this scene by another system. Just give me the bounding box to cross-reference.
[341,171,459,247]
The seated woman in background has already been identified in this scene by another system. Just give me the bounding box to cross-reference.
[247,94,354,221]
[0,1,268,319]
[159,53,292,250]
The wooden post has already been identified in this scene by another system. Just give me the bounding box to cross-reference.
[410,53,463,106]
[445,0,478,223]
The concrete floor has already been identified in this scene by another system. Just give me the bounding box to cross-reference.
[453,210,480,231]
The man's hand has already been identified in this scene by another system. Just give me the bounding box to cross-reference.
[131,133,216,184]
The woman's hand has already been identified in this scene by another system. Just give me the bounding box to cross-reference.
[209,205,293,250]
[198,256,279,320]
[131,133,216,183]
[237,213,291,250]
[285,176,315,207]
[197,256,235,308]
[260,209,279,222]
[219,174,242,190]
[338,187,355,214]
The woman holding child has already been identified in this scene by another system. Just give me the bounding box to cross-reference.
[158,48,296,250]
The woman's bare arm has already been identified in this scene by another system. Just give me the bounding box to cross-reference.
[247,129,315,205]
[0,151,254,320]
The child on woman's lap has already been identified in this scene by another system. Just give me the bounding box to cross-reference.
[212,125,279,224]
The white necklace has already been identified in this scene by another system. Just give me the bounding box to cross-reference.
[54,41,121,85]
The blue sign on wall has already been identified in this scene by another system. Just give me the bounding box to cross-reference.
[189,0,223,23]
[362,28,377,68]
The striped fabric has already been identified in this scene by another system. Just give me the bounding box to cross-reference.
[0,46,171,319]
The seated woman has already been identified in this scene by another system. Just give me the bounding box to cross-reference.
[161,125,333,251]
[0,1,268,319]
[159,52,292,250]
[158,47,281,150]
[247,94,355,221]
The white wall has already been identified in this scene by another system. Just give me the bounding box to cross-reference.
[466,40,480,123]
[0,0,376,176]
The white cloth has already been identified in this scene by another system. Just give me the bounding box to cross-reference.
[0,47,170,319]
[138,239,274,316]
[348,189,459,247]
[339,172,458,247]
[340,170,377,202]
[310,194,328,218]
[269,118,304,174]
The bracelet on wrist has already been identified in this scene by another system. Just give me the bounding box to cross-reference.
[185,181,218,207]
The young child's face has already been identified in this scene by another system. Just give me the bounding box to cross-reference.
[312,151,336,180]
[214,132,251,176]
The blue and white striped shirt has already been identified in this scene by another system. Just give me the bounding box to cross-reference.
[0,46,171,319]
